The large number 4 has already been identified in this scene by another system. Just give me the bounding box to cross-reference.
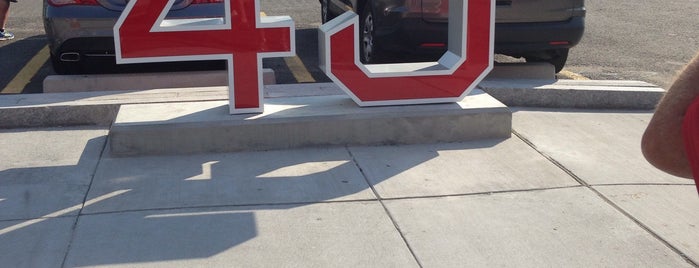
[114,0,295,114]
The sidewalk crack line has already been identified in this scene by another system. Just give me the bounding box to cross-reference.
[512,129,698,267]
[345,146,424,268]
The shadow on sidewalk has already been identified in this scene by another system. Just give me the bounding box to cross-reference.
[0,129,505,266]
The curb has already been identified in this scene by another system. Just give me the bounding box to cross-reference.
[0,80,663,129]
[479,79,664,110]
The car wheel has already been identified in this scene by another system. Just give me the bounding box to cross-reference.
[359,1,380,64]
[525,48,569,73]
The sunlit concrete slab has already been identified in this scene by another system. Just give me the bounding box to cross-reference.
[480,79,664,109]
[384,188,693,267]
[65,202,419,267]
[512,109,688,185]
[595,185,699,263]
[82,147,375,214]
[109,90,511,156]
[0,217,76,267]
[348,139,579,199]
[0,127,107,220]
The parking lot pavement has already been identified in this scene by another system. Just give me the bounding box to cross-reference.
[1,107,698,267]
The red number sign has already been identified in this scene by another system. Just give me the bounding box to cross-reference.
[115,0,493,113]
[114,0,295,114]
[319,0,494,106]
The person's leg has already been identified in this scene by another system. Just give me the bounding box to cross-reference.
[0,0,9,30]
[0,0,14,40]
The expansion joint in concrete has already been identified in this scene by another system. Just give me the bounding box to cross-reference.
[512,130,698,267]
[60,133,111,268]
[345,146,425,268]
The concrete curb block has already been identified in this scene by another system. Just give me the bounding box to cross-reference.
[479,79,665,109]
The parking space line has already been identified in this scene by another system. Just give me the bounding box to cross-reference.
[1,45,50,94]
[284,56,316,83]
[260,10,315,83]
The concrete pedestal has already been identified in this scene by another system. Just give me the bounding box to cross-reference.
[109,90,512,156]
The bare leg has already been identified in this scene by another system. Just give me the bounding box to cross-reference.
[642,52,699,178]
[0,0,9,30]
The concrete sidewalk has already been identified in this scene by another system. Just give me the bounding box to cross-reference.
[1,106,698,267]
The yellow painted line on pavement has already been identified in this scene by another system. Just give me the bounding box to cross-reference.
[559,70,590,80]
[1,45,50,94]
[261,10,314,83]
[284,56,316,83]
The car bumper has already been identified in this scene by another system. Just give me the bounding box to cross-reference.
[495,16,585,56]
[43,6,120,57]
[373,15,585,57]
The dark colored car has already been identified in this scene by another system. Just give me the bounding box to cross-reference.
[320,0,585,72]
[43,0,225,74]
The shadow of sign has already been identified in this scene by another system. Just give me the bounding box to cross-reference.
[0,126,505,266]
[0,135,105,220]
[70,209,258,266]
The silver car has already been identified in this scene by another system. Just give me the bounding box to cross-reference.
[43,0,225,74]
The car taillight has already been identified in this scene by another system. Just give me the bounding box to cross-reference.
[48,0,99,6]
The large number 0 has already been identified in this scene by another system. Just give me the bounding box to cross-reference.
[114,0,295,114]
[319,0,494,106]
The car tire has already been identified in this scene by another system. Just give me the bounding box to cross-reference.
[359,1,381,64]
[525,48,569,73]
